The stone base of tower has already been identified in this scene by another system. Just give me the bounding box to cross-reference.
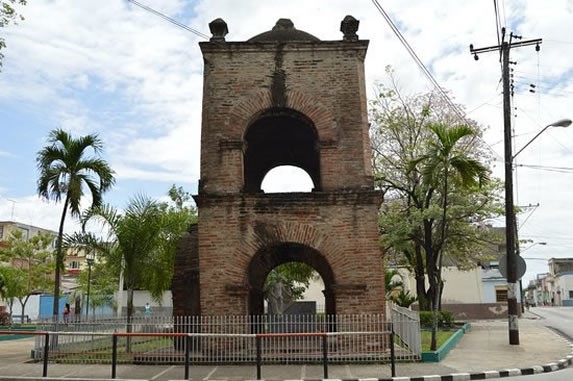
[172,190,385,318]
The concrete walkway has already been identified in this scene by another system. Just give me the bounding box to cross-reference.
[0,313,572,380]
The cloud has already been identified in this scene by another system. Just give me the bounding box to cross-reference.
[1,0,572,286]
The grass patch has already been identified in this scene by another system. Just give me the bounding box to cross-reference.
[49,336,174,363]
[421,330,455,352]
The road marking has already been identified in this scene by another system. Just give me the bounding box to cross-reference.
[204,365,218,380]
[151,365,175,380]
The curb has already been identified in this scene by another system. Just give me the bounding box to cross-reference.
[421,322,471,362]
[240,350,573,381]
[241,332,573,381]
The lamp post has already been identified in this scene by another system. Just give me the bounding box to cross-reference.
[505,118,571,345]
[85,251,95,319]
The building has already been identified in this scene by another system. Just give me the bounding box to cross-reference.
[548,258,573,306]
[0,220,57,247]
[393,261,522,319]
[172,16,385,318]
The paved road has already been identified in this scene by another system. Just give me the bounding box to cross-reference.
[531,306,573,341]
[505,307,573,381]
[509,368,573,381]
[0,314,571,380]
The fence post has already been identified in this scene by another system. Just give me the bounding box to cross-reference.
[185,335,191,380]
[256,335,262,380]
[390,322,396,377]
[322,334,329,379]
[43,333,49,377]
[111,334,118,379]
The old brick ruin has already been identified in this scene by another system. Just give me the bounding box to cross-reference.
[172,16,385,318]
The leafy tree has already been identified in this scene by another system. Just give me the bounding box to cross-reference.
[69,192,193,351]
[370,72,503,349]
[0,266,22,323]
[0,0,26,70]
[412,123,490,350]
[72,187,195,317]
[36,129,115,317]
[0,230,54,322]
[76,257,117,319]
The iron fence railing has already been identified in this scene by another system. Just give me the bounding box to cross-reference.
[29,313,420,365]
[390,304,422,356]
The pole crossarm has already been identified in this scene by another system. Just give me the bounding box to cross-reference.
[470,38,543,55]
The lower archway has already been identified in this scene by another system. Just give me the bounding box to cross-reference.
[247,242,336,317]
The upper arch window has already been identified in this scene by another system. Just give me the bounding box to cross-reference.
[243,108,320,192]
[261,165,314,193]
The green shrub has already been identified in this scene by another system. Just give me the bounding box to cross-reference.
[419,310,455,329]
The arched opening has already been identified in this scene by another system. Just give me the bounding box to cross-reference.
[243,108,320,192]
[247,243,335,318]
[263,262,324,314]
[261,165,314,193]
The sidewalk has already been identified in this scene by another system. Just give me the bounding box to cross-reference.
[0,314,572,380]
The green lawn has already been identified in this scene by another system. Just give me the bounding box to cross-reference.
[420,330,455,351]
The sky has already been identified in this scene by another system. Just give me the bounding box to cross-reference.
[1,0,572,287]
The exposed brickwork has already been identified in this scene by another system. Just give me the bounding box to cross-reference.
[199,41,373,194]
[172,19,386,319]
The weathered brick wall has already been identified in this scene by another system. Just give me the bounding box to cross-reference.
[172,23,385,318]
[194,191,385,315]
[198,40,372,194]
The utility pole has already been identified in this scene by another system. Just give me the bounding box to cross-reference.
[470,29,542,345]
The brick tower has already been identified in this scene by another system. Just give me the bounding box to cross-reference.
[172,16,385,318]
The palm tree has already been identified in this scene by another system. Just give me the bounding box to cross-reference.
[76,195,189,350]
[80,195,185,319]
[37,129,115,318]
[413,123,490,350]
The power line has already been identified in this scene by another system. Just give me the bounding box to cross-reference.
[370,0,466,122]
[370,0,503,161]
[516,163,573,173]
[126,0,209,40]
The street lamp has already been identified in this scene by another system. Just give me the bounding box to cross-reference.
[505,118,571,345]
[513,119,572,159]
[520,241,547,254]
[85,250,95,319]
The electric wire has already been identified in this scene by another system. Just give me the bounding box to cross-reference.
[126,0,209,40]
[370,0,503,161]
[516,163,573,173]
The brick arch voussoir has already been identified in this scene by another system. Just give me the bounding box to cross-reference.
[284,89,334,141]
[227,90,334,141]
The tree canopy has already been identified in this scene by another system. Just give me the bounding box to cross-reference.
[0,0,26,70]
[370,73,503,322]
[0,230,54,322]
[64,185,196,322]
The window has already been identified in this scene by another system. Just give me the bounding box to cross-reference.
[18,227,29,240]
[569,290,573,299]
[69,261,80,269]
[0,225,3,240]
[495,287,508,303]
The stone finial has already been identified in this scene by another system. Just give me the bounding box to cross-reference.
[273,18,295,31]
[209,18,228,42]
[340,15,359,41]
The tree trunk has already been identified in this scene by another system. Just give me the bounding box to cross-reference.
[53,194,70,319]
[126,286,134,353]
